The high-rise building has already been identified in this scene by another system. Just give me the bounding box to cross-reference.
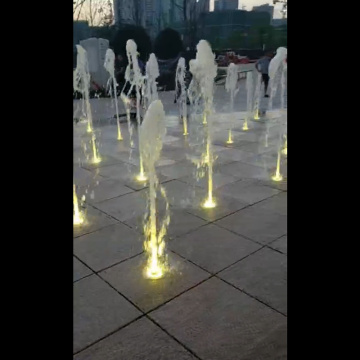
[113,0,146,27]
[214,0,238,11]
[252,3,274,20]
[113,0,210,39]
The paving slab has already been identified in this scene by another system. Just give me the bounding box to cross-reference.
[218,178,281,205]
[73,205,118,238]
[74,223,144,272]
[74,275,141,353]
[74,317,197,360]
[170,224,262,273]
[82,178,134,204]
[125,208,208,239]
[215,205,287,244]
[254,191,287,215]
[187,192,248,222]
[179,172,238,190]
[218,247,287,315]
[100,252,210,313]
[150,277,287,360]
[159,160,195,180]
[95,190,147,222]
[74,166,106,187]
[74,257,93,282]
[218,161,269,180]
[269,235,287,254]
[81,155,125,171]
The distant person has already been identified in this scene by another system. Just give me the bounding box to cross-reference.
[255,51,273,97]
[115,54,126,87]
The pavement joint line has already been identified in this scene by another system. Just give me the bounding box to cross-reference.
[74,116,287,354]
[181,189,285,241]
[145,315,204,360]
[93,251,145,274]
[73,313,146,356]
[217,276,287,318]
[74,266,212,357]
[73,222,118,239]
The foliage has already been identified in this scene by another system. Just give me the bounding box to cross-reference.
[223,25,287,51]
[110,25,152,62]
[73,0,114,26]
[91,25,117,41]
[154,28,184,60]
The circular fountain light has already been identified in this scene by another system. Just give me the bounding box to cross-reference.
[271,173,283,182]
[281,148,287,155]
[92,157,101,164]
[73,214,84,226]
[136,173,148,182]
[242,123,249,131]
[146,266,164,280]
[202,198,216,209]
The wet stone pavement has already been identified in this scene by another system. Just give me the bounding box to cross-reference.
[73,88,287,359]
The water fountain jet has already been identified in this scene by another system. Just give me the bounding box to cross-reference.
[74,45,94,134]
[73,185,84,225]
[104,49,123,140]
[253,71,262,120]
[272,132,284,181]
[271,150,283,182]
[244,71,253,131]
[126,40,147,181]
[140,100,169,279]
[175,57,189,135]
[189,40,218,209]
[226,129,234,144]
[74,45,101,163]
[225,63,239,144]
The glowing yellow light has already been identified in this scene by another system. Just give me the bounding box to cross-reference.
[73,185,84,225]
[117,126,123,141]
[281,139,287,155]
[91,134,101,164]
[226,129,233,144]
[254,109,260,120]
[183,116,189,135]
[136,172,148,182]
[271,173,283,181]
[146,265,163,279]
[146,237,164,279]
[87,123,93,133]
[243,118,249,131]
[143,173,167,280]
[203,113,207,124]
[271,150,283,182]
[136,157,147,181]
[202,197,216,208]
[202,138,216,209]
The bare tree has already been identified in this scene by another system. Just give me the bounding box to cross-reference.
[73,0,112,26]
[175,0,208,48]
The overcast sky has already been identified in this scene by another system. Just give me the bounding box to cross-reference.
[210,0,283,19]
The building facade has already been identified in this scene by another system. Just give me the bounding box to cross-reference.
[252,3,274,20]
[113,0,210,39]
[214,0,238,11]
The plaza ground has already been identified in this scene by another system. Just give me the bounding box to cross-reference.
[73,79,287,359]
